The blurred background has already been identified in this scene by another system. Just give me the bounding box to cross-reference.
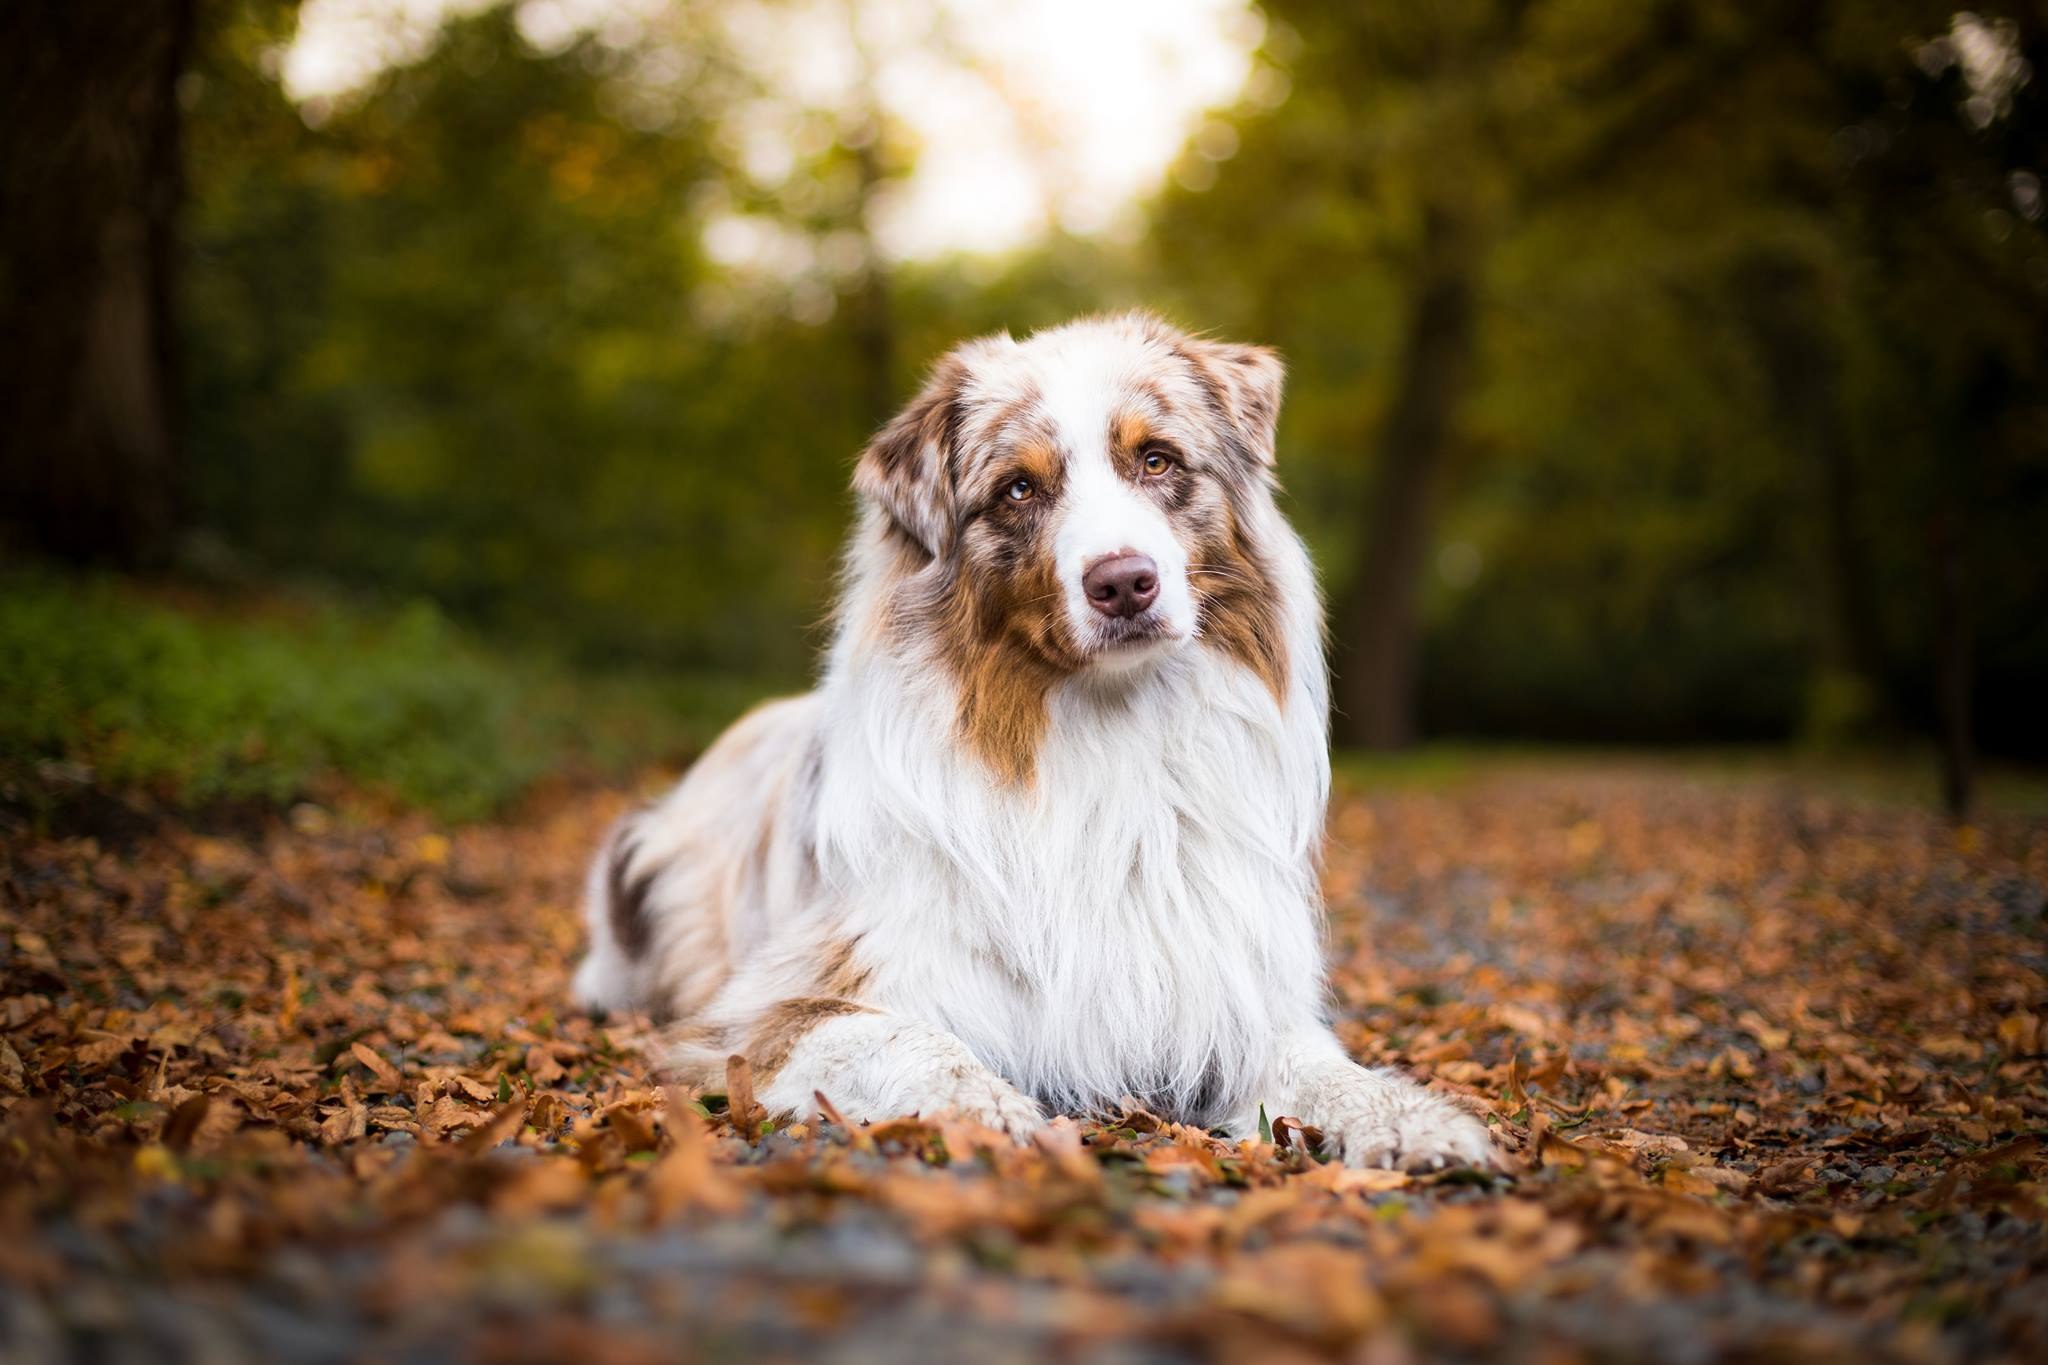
[3,0,2044,821]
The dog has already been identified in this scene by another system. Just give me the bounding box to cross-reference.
[572,312,1495,1170]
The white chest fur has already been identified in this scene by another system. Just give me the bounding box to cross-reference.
[809,640,1331,1123]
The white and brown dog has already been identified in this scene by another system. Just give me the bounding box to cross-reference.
[573,312,1495,1170]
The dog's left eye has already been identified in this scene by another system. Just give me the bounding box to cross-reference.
[1142,449,1175,476]
[1005,478,1035,503]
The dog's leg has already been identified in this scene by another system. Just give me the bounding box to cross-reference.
[683,1004,1046,1140]
[1255,1028,1497,1171]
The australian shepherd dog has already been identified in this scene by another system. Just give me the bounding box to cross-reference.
[572,313,1495,1170]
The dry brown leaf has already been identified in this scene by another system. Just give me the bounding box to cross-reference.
[1296,1162,1411,1195]
[606,1104,659,1154]
[349,1041,404,1093]
[490,1157,588,1217]
[646,1089,741,1219]
[1211,1243,1384,1346]
[161,1094,210,1152]
[457,1099,529,1155]
[1606,1128,1691,1160]
[724,1054,762,1141]
[522,1045,566,1086]
[449,1074,498,1105]
[1755,1155,1818,1194]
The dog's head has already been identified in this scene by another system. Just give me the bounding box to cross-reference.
[855,313,1288,696]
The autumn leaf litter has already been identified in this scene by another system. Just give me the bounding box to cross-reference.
[2,765,2044,1362]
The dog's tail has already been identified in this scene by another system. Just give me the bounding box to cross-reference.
[570,811,653,1017]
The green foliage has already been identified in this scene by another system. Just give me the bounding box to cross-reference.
[1146,0,2048,750]
[0,569,741,820]
[184,6,864,680]
[168,0,2048,760]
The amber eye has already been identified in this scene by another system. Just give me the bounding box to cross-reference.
[1005,477,1035,503]
[1142,449,1175,476]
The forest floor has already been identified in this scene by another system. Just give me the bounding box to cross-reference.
[2,760,2045,1364]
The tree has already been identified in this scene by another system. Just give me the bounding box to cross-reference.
[1153,2,1792,747]
[1151,0,2046,769]
[1,1,197,564]
[1835,10,2048,812]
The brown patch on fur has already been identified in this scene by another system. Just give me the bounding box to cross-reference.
[860,351,1073,785]
[745,997,873,1083]
[1173,337,1285,467]
[895,407,1081,786]
[606,823,654,959]
[1192,504,1289,703]
[937,543,1077,786]
[1111,409,1154,470]
[982,437,1062,502]
[855,354,968,557]
[953,654,1061,784]
[818,937,871,999]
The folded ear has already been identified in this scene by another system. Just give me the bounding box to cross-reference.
[854,353,968,559]
[1182,338,1286,467]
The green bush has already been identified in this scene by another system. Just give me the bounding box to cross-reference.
[0,569,748,821]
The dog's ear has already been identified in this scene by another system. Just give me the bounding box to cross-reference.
[855,353,968,559]
[1182,338,1285,467]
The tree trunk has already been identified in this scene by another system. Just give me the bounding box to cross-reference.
[1332,208,1478,749]
[1929,507,1973,820]
[0,0,194,565]
[1735,256,1890,741]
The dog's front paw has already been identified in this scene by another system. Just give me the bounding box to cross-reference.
[932,1079,1047,1143]
[1322,1080,1497,1172]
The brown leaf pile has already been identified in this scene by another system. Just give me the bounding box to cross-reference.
[2,766,2044,1362]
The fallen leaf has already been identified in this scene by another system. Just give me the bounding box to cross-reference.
[724,1055,763,1141]
[1212,1243,1383,1345]
[349,1041,404,1093]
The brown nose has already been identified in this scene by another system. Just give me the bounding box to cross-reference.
[1083,553,1160,618]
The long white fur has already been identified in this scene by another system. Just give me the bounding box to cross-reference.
[573,315,1497,1170]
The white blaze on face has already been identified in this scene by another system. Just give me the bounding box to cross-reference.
[1051,444,1194,650]
[1031,352,1195,659]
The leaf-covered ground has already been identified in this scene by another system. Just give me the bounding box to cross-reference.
[3,764,2044,1363]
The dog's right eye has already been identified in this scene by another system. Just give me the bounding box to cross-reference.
[1005,478,1035,504]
